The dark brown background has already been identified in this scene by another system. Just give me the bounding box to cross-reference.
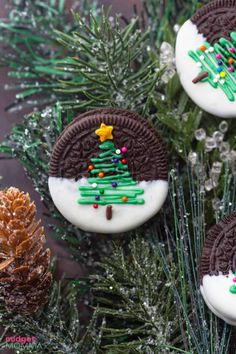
[0,1,141,353]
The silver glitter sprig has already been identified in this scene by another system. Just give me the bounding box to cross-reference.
[160,42,176,83]
[188,120,236,211]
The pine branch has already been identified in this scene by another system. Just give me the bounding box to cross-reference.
[142,0,210,45]
[1,0,228,162]
[87,159,236,353]
[150,164,235,353]
[0,106,88,260]
[0,0,96,112]
[54,10,162,116]
[1,2,219,161]
[89,237,182,353]
[51,7,207,156]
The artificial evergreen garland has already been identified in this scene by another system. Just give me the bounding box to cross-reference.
[0,0,236,353]
[0,0,95,112]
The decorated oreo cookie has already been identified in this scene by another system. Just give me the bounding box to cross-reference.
[176,0,236,118]
[48,108,168,233]
[200,212,236,325]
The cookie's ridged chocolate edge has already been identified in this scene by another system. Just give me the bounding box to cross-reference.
[191,0,236,22]
[199,211,236,283]
[191,0,236,44]
[49,108,168,182]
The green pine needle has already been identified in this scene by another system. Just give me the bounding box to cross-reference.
[0,0,96,111]
[90,237,182,353]
[54,10,161,116]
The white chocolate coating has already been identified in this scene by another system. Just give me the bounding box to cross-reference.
[201,272,236,326]
[48,177,168,233]
[175,20,236,118]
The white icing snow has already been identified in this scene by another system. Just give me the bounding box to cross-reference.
[201,272,236,326]
[175,19,236,118]
[48,177,168,233]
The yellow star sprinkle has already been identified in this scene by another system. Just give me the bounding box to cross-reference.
[95,123,113,142]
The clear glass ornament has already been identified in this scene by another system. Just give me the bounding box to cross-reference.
[205,137,216,151]
[188,151,198,165]
[205,178,217,191]
[211,161,222,175]
[219,142,230,153]
[195,128,206,141]
[219,120,228,133]
[160,42,175,83]
[220,152,230,161]
[161,94,165,101]
[173,24,180,33]
[213,131,224,146]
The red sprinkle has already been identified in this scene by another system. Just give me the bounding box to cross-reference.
[93,204,98,209]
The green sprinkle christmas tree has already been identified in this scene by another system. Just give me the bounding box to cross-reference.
[78,123,144,219]
[189,32,236,101]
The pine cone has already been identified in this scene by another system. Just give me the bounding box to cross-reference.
[0,187,52,314]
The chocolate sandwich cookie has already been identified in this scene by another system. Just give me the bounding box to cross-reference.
[48,108,168,233]
[176,0,236,118]
[200,212,236,325]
